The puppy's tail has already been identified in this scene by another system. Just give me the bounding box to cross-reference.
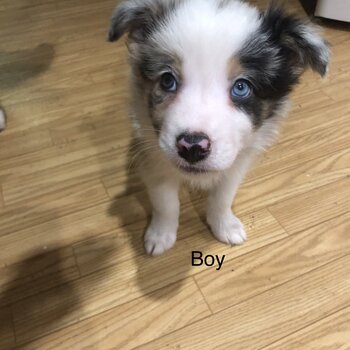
[0,108,6,132]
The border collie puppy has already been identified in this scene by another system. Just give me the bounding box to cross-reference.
[108,0,330,255]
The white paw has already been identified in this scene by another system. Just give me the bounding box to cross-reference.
[144,221,177,256]
[0,108,6,132]
[207,212,247,246]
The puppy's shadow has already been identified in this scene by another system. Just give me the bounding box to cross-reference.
[0,247,80,347]
[0,205,119,348]
[108,138,195,299]
[0,43,55,90]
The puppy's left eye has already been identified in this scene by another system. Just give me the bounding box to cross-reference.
[160,73,177,92]
[231,79,251,98]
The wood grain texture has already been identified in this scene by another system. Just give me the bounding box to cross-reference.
[262,306,350,350]
[236,147,350,215]
[0,186,4,209]
[0,0,349,349]
[195,211,350,313]
[0,180,109,237]
[246,120,350,182]
[136,256,350,350]
[0,247,79,308]
[19,278,211,349]
[0,307,15,350]
[268,177,350,234]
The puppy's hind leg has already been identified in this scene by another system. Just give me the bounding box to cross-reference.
[144,177,180,256]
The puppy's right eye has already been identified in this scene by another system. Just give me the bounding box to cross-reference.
[231,79,251,99]
[160,73,177,92]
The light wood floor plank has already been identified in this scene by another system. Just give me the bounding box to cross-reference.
[195,212,350,313]
[247,121,350,181]
[0,186,4,209]
[18,278,211,349]
[0,135,125,181]
[136,256,350,350]
[0,128,52,160]
[0,180,108,236]
[280,94,350,141]
[292,87,333,111]
[2,83,127,135]
[2,149,121,205]
[235,147,350,215]
[0,201,121,265]
[268,177,350,234]
[261,306,350,350]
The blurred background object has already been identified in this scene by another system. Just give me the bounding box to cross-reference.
[315,0,350,22]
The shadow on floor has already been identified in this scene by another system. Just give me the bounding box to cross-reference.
[0,210,119,348]
[0,246,80,348]
[0,43,55,90]
[298,0,317,17]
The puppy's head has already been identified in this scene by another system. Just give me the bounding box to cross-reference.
[109,0,330,174]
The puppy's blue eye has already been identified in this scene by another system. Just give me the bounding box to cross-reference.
[160,73,177,92]
[231,79,251,98]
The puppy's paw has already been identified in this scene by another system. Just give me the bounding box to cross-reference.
[207,212,247,246]
[0,108,6,132]
[144,222,177,256]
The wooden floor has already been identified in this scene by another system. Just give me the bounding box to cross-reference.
[1,0,350,349]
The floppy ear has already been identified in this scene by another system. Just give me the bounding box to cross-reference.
[108,0,165,42]
[108,0,150,42]
[261,4,330,77]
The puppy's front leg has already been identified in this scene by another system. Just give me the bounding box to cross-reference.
[144,179,180,256]
[207,175,246,246]
[207,153,254,246]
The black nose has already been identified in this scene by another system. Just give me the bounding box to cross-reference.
[176,132,211,164]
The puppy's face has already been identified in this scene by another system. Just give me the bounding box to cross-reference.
[109,0,329,174]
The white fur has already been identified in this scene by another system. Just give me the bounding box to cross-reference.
[0,109,6,131]
[144,178,180,255]
[122,1,299,255]
[153,0,261,172]
[301,25,330,75]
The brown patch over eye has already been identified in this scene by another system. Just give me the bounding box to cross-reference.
[147,71,180,132]
[132,41,183,133]
[227,56,281,128]
[227,57,243,82]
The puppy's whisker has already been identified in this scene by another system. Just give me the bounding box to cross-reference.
[128,145,161,171]
[128,143,158,155]
[138,128,161,132]
[129,140,156,149]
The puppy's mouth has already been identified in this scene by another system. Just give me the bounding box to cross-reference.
[177,164,210,174]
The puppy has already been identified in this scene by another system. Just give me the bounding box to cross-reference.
[108,0,330,255]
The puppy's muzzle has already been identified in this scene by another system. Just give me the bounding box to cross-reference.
[176,132,211,164]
